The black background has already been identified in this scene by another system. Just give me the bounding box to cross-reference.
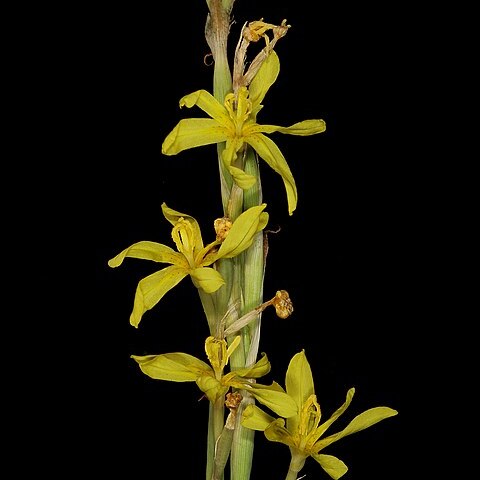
[93,1,421,478]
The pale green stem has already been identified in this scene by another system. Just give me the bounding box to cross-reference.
[230,392,255,480]
[285,452,307,480]
[207,396,226,480]
[206,403,215,480]
[205,2,233,477]
[198,288,219,336]
[230,150,264,480]
[242,147,264,361]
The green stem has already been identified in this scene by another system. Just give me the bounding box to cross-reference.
[205,2,233,476]
[198,289,219,336]
[207,397,226,480]
[229,150,264,480]
[285,453,307,480]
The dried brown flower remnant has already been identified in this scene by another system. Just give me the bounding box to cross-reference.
[214,216,233,241]
[243,19,277,43]
[272,289,294,319]
[225,391,243,411]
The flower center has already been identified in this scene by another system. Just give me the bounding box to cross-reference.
[298,394,321,449]
[171,218,196,267]
[224,86,252,137]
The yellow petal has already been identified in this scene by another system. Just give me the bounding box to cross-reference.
[249,50,280,119]
[107,241,188,269]
[195,239,221,267]
[249,383,298,418]
[245,133,297,215]
[161,203,204,253]
[229,165,257,189]
[311,453,348,480]
[131,352,211,381]
[205,336,229,372]
[255,119,326,136]
[179,89,231,126]
[264,418,296,448]
[129,266,189,327]
[241,404,276,431]
[190,266,225,293]
[216,204,268,259]
[232,352,271,379]
[226,335,241,362]
[162,118,228,155]
[309,388,355,445]
[286,350,315,433]
[257,212,269,232]
[196,374,228,403]
[314,406,398,452]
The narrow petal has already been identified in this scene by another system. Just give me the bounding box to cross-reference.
[241,404,276,431]
[231,352,271,379]
[131,352,211,381]
[220,139,257,189]
[161,203,204,252]
[216,204,268,259]
[221,138,243,169]
[309,388,355,445]
[179,89,231,126]
[249,384,298,418]
[286,350,315,433]
[190,266,225,293]
[314,407,398,452]
[229,165,257,190]
[129,266,188,327]
[195,239,221,267]
[245,133,297,215]
[108,241,188,269]
[253,119,326,136]
[249,50,280,119]
[162,118,228,155]
[311,453,348,480]
[264,418,296,448]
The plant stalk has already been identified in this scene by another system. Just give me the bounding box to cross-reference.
[285,453,307,480]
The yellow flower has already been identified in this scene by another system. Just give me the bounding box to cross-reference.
[241,350,398,479]
[132,336,298,418]
[108,202,268,327]
[161,51,326,215]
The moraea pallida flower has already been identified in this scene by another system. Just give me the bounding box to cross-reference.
[108,202,268,327]
[161,51,326,215]
[132,336,298,418]
[241,350,398,479]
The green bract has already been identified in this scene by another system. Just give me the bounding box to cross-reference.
[161,51,326,215]
[108,202,269,327]
[132,336,298,418]
[241,350,398,480]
